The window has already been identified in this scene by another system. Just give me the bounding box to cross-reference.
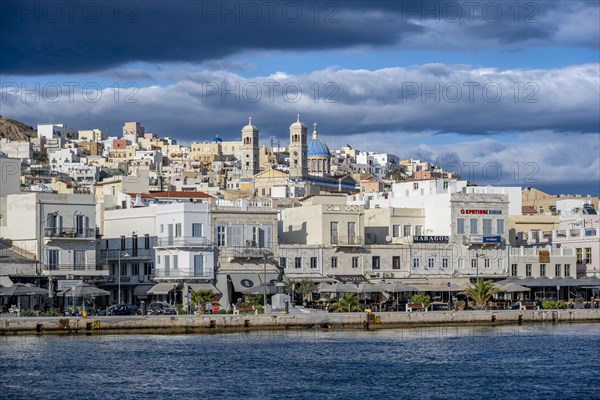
[471,258,477,269]
[372,256,380,270]
[175,223,182,238]
[331,257,338,269]
[555,264,561,277]
[75,214,88,235]
[482,219,492,235]
[295,257,302,269]
[497,219,505,235]
[484,258,490,269]
[144,263,153,275]
[511,264,517,276]
[458,258,464,269]
[585,248,592,264]
[144,234,150,249]
[173,255,179,269]
[525,264,532,277]
[310,257,318,269]
[280,257,287,269]
[392,256,401,270]
[73,250,85,270]
[564,264,571,277]
[427,256,435,269]
[403,225,411,237]
[120,262,127,276]
[415,225,423,236]
[412,256,420,269]
[157,255,161,264]
[120,235,126,250]
[441,257,449,269]
[192,223,203,237]
[413,182,419,190]
[348,222,356,244]
[47,213,58,234]
[456,218,465,235]
[540,264,546,277]
[497,259,503,269]
[164,256,170,276]
[217,226,226,246]
[194,255,203,276]
[330,222,338,244]
[352,257,359,269]
[576,248,582,263]
[160,224,164,233]
[131,235,138,257]
[392,225,400,238]
[470,218,478,235]
[132,263,140,276]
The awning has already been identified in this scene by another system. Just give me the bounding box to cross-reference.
[228,273,279,292]
[187,283,220,294]
[284,273,336,283]
[0,276,13,287]
[147,282,177,295]
[495,278,586,288]
[133,284,153,297]
[334,275,367,284]
[410,279,470,292]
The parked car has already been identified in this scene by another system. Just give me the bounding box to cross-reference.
[147,302,177,315]
[107,304,138,316]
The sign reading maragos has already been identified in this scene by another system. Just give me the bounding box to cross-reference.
[413,236,449,243]
[539,250,550,263]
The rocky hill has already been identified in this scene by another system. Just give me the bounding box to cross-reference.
[0,116,37,141]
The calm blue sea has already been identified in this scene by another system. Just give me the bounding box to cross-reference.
[1,323,599,400]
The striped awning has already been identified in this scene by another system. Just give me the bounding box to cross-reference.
[187,283,220,294]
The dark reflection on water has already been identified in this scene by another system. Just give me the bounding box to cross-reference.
[1,323,598,400]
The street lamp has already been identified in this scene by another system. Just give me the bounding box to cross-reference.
[118,251,130,304]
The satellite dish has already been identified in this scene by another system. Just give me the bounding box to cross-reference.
[385,235,392,243]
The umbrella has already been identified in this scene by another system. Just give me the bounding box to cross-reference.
[318,283,359,294]
[0,283,48,296]
[495,282,531,293]
[0,283,48,314]
[239,284,278,295]
[382,282,418,293]
[60,283,110,298]
[358,283,386,293]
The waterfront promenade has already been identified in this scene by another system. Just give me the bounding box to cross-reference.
[1,309,599,335]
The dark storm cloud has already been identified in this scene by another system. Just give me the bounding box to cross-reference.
[1,0,598,75]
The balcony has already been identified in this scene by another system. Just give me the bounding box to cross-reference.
[154,270,214,279]
[227,247,272,259]
[45,228,95,239]
[330,235,364,247]
[99,248,153,260]
[43,264,109,276]
[156,237,212,247]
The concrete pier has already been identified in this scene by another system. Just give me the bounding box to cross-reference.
[1,309,598,335]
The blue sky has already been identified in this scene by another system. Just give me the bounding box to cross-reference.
[1,0,599,195]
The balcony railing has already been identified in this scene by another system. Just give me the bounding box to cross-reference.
[45,228,95,239]
[330,235,364,246]
[99,248,153,260]
[44,264,107,272]
[227,247,272,259]
[156,237,212,247]
[154,270,214,279]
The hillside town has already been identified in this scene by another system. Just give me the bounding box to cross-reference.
[1,116,599,312]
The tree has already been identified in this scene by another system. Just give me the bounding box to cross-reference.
[295,279,317,301]
[331,293,360,312]
[463,279,501,309]
[190,289,217,314]
[411,294,431,308]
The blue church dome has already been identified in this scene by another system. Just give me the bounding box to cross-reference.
[212,135,223,143]
[307,123,330,157]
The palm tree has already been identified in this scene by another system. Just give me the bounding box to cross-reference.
[463,279,501,310]
[295,279,317,303]
[190,289,217,314]
[331,293,361,312]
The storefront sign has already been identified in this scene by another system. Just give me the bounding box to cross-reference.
[460,209,502,215]
[539,250,550,263]
[482,236,502,243]
[413,235,449,243]
[469,236,483,243]
[57,280,83,290]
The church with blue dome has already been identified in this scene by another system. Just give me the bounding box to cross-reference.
[307,122,331,177]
